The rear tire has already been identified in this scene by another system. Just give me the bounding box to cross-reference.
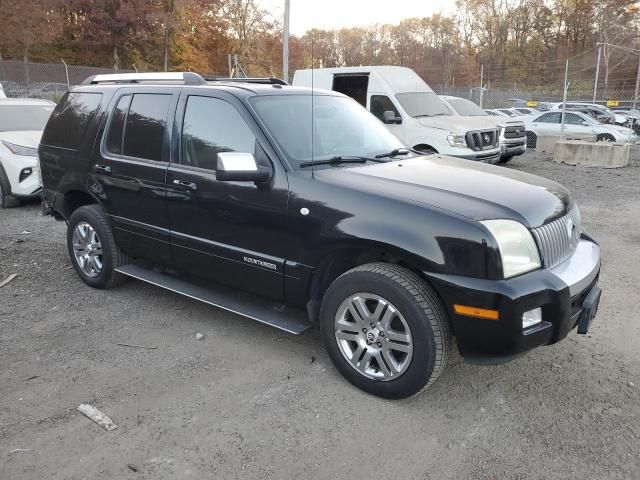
[0,163,20,208]
[67,205,129,289]
[320,263,451,399]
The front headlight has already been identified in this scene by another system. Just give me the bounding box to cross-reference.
[481,219,541,278]
[2,140,38,156]
[447,133,467,148]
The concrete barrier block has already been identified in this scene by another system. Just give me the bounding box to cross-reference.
[552,140,630,168]
[536,135,596,154]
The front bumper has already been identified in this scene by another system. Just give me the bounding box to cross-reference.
[500,140,526,158]
[424,236,601,363]
[455,151,501,164]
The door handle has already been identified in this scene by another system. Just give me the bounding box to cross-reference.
[95,164,112,174]
[172,179,198,191]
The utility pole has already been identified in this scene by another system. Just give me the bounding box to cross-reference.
[634,56,640,110]
[593,44,601,103]
[479,64,484,108]
[283,0,290,83]
[561,59,569,138]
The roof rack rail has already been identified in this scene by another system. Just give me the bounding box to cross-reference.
[202,76,288,86]
[81,72,207,86]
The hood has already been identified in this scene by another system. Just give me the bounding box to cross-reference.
[316,155,571,228]
[0,131,42,148]
[476,116,525,128]
[417,115,500,134]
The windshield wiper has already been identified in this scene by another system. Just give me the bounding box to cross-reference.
[299,155,387,168]
[374,147,424,159]
[413,113,449,118]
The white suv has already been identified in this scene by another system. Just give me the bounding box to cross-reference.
[293,66,501,163]
[0,99,54,207]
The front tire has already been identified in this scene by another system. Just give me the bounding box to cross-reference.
[67,205,129,289]
[596,133,615,142]
[0,163,20,208]
[320,263,451,399]
[498,154,514,164]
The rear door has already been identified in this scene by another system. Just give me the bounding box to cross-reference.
[165,89,290,300]
[564,113,596,140]
[94,88,179,264]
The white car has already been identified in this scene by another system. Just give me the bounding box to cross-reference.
[512,107,539,116]
[548,102,627,125]
[293,66,502,163]
[523,110,639,147]
[0,98,55,207]
[0,82,6,99]
[485,109,512,118]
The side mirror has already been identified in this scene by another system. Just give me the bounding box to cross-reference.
[383,110,402,125]
[216,152,271,182]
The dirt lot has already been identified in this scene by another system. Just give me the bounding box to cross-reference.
[1,150,640,480]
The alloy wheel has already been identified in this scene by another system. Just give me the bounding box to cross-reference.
[334,293,413,381]
[72,221,103,278]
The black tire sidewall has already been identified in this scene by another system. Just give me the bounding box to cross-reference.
[67,206,117,288]
[0,162,13,208]
[320,270,439,399]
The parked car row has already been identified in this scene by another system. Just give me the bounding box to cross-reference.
[34,71,602,398]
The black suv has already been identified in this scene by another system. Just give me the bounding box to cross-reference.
[39,72,602,398]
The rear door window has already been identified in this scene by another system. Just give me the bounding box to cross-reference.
[122,94,172,161]
[41,92,102,149]
[105,95,132,155]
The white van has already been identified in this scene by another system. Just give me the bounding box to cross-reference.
[292,66,501,163]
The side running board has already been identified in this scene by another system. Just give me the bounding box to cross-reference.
[115,264,311,335]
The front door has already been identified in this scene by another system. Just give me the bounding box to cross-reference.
[94,88,179,264]
[165,89,290,300]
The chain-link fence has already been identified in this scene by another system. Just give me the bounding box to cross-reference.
[433,85,639,109]
[1,58,638,111]
[0,59,134,101]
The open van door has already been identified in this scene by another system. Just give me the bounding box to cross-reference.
[332,74,369,107]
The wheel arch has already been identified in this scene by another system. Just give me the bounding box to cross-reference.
[62,189,101,219]
[305,241,437,323]
[413,143,438,153]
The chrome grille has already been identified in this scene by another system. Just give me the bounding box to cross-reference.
[531,207,581,269]
[465,129,499,151]
[504,125,526,139]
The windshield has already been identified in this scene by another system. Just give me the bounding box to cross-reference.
[250,94,405,168]
[0,104,54,132]
[447,97,486,116]
[395,92,451,117]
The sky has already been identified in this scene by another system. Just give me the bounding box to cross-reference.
[258,0,456,36]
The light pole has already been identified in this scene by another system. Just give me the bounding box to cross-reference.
[283,0,290,83]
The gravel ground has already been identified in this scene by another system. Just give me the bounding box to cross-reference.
[1,150,640,480]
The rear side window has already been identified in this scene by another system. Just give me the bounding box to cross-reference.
[122,94,171,161]
[41,92,102,149]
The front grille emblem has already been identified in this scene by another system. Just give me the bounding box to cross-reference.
[483,134,490,143]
